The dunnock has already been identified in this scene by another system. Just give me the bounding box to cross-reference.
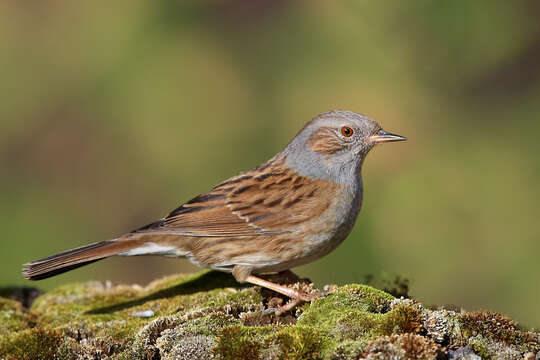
[23,110,405,313]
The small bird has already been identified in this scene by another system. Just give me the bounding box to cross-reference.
[22,110,405,313]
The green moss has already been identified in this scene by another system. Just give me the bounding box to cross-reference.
[467,335,492,360]
[0,328,68,360]
[331,339,367,360]
[213,325,271,360]
[2,272,537,359]
[0,297,33,333]
[213,324,328,360]
[126,305,248,359]
[458,311,538,350]
[128,315,188,360]
[267,325,329,360]
[336,284,395,313]
[298,285,422,345]
[31,271,240,321]
[361,334,441,360]
[184,312,241,336]
[0,297,23,312]
[27,270,252,348]
[378,304,422,335]
[136,311,243,358]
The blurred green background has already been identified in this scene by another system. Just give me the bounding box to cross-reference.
[1,1,539,327]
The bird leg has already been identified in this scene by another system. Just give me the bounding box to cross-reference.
[232,266,321,315]
[244,274,321,315]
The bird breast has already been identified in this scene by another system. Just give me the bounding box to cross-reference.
[295,178,363,259]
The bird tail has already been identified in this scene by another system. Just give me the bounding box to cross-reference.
[22,238,144,280]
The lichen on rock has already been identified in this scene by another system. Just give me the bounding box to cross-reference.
[0,270,538,359]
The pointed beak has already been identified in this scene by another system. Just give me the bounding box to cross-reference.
[368,130,407,143]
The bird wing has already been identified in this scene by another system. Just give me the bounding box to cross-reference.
[133,161,337,238]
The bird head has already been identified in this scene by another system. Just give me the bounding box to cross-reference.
[283,110,406,183]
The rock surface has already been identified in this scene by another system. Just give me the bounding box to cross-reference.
[0,271,538,359]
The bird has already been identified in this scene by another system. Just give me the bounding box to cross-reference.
[22,110,406,314]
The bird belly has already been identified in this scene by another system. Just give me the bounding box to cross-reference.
[255,187,363,273]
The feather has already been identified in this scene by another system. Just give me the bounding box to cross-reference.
[22,238,145,280]
[139,159,339,239]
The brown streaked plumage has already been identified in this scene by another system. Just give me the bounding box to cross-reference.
[308,126,346,154]
[22,110,406,314]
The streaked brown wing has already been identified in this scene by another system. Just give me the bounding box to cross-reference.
[135,160,336,238]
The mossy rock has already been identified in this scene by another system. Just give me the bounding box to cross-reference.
[0,270,538,359]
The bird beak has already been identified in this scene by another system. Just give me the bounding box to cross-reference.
[368,130,407,143]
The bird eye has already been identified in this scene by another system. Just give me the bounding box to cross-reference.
[341,126,354,137]
[377,129,386,135]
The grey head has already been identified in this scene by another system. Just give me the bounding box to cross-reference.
[282,110,406,184]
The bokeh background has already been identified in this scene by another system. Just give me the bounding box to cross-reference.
[1,1,539,327]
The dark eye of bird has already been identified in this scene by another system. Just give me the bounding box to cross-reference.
[341,126,354,137]
[377,129,385,135]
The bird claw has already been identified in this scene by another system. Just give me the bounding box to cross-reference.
[297,289,329,302]
[262,307,279,315]
[264,290,330,316]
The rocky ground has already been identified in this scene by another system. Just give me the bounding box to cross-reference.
[0,270,538,359]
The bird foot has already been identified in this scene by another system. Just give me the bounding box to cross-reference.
[242,273,329,316]
[266,289,329,316]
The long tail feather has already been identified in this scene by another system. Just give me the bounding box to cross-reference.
[22,239,142,280]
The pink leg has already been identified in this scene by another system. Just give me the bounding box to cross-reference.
[244,275,320,315]
[232,266,323,315]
